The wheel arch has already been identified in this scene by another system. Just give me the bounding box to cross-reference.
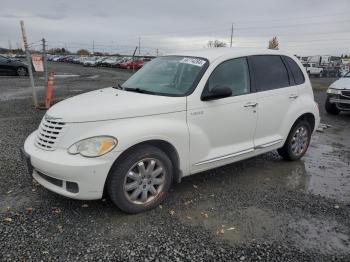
[290,112,316,133]
[103,139,182,196]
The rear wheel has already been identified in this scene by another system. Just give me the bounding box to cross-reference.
[325,97,340,115]
[278,121,311,161]
[107,145,173,213]
[16,67,27,76]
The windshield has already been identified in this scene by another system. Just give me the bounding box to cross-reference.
[121,56,208,96]
[344,71,350,78]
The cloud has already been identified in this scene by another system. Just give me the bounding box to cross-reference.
[0,0,349,56]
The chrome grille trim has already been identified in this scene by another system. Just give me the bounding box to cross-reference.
[34,117,67,151]
[341,91,350,100]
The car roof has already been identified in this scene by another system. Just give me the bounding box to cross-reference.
[168,47,293,63]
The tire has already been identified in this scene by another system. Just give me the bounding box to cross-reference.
[16,66,27,76]
[278,121,312,161]
[325,97,340,115]
[107,145,173,213]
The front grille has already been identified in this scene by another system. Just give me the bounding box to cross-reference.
[35,117,67,150]
[341,91,350,99]
[337,103,350,110]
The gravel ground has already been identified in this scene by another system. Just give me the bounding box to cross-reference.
[0,63,349,261]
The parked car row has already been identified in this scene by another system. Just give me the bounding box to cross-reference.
[47,54,151,70]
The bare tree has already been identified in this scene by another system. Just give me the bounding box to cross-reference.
[268,36,279,50]
[207,40,227,48]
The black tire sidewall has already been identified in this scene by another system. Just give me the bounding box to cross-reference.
[107,145,173,213]
[285,121,311,161]
[325,97,340,115]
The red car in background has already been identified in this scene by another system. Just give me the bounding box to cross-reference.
[119,59,144,69]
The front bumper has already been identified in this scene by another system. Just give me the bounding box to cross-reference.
[329,96,350,111]
[23,131,120,200]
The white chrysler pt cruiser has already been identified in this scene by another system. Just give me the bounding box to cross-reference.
[23,48,320,213]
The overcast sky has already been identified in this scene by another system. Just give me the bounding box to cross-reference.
[0,0,349,56]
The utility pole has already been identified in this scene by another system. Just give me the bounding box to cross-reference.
[138,37,141,56]
[132,46,138,73]
[20,20,38,108]
[42,38,48,86]
[230,23,234,48]
[8,40,12,53]
[156,48,159,57]
[92,40,95,55]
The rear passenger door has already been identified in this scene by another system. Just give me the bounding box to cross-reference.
[249,55,298,149]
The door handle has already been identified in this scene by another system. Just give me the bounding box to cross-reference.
[244,102,258,108]
[289,94,298,99]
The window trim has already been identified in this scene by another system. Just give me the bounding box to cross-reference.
[248,54,292,93]
[201,56,252,101]
[281,55,305,86]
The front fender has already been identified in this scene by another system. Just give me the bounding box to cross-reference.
[59,111,190,176]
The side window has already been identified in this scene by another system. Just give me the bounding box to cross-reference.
[283,56,305,85]
[207,57,250,96]
[250,55,290,91]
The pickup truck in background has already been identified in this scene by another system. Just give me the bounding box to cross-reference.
[302,63,323,77]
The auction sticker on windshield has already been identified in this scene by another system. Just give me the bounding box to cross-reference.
[180,57,206,67]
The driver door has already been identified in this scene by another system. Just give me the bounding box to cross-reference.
[187,57,258,173]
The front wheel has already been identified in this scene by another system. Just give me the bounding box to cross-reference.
[278,121,311,161]
[107,145,173,213]
[17,66,28,76]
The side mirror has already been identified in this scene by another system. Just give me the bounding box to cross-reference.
[201,85,232,101]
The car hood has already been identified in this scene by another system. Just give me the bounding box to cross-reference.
[46,87,186,123]
[330,78,350,90]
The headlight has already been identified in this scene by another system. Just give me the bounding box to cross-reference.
[68,136,117,157]
[327,88,341,94]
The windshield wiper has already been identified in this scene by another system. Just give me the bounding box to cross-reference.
[112,83,124,90]
[124,87,156,95]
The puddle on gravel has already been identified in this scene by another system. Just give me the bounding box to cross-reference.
[302,131,350,202]
[176,205,287,244]
[176,203,349,255]
[0,86,45,101]
[289,217,350,254]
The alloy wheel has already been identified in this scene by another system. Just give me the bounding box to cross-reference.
[17,67,27,76]
[291,126,309,156]
[123,158,166,205]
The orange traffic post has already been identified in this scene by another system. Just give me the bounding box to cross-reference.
[45,71,55,109]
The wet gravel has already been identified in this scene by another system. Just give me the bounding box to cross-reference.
[0,64,349,261]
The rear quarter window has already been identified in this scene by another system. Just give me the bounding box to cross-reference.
[283,56,305,85]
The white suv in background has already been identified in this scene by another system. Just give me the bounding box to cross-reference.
[23,48,320,213]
